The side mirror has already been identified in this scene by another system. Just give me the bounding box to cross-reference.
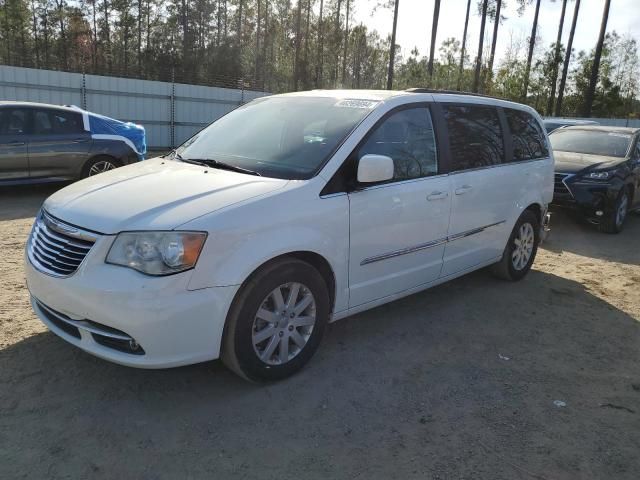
[357,154,394,183]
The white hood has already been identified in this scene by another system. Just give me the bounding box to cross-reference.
[44,158,289,234]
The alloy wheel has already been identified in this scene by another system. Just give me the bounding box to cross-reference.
[512,222,535,271]
[251,282,317,365]
[89,160,116,176]
[616,193,628,228]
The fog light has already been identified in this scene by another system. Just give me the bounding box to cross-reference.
[595,210,604,217]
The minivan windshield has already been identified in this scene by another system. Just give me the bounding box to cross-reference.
[549,129,632,158]
[175,96,379,179]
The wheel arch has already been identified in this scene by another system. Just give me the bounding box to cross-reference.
[524,202,543,225]
[236,251,337,314]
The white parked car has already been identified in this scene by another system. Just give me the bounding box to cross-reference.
[25,89,553,381]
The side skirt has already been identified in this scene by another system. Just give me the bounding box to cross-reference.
[330,255,502,322]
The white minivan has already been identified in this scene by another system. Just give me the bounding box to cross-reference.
[26,89,553,381]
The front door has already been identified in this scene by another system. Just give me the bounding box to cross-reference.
[348,105,451,308]
[28,108,91,179]
[0,107,30,181]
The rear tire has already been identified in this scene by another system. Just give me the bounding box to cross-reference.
[82,156,120,178]
[599,188,629,234]
[491,210,540,281]
[221,258,330,382]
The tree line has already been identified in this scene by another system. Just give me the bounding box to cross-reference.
[0,0,638,118]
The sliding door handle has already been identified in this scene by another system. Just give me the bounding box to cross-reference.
[455,185,473,195]
[427,191,449,201]
[6,141,26,146]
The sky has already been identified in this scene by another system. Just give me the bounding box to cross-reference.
[350,0,640,65]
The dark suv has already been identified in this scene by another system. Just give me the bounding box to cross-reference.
[0,102,144,184]
[550,126,640,233]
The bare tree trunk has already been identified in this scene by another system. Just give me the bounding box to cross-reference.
[304,0,311,88]
[316,0,324,87]
[137,0,142,75]
[293,0,302,90]
[583,0,610,117]
[262,0,269,90]
[386,0,399,90]
[546,0,567,115]
[55,0,68,69]
[331,0,342,87]
[216,0,221,47]
[103,0,111,72]
[341,0,350,86]
[555,0,579,116]
[457,0,471,90]
[427,0,440,81]
[255,0,261,85]
[487,0,502,79]
[31,0,40,68]
[522,0,541,101]
[473,0,488,93]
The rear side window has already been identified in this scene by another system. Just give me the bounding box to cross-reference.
[356,106,438,181]
[444,105,504,171]
[33,109,84,135]
[506,109,549,161]
[0,108,28,135]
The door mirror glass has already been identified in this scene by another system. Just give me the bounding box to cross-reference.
[357,154,394,183]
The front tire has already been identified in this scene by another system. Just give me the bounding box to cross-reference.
[599,189,629,234]
[221,258,330,382]
[491,210,540,281]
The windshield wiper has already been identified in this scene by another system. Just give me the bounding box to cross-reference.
[175,153,261,176]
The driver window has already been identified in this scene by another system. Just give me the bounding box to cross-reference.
[356,107,438,181]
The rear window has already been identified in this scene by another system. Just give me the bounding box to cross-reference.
[444,105,504,172]
[505,109,549,161]
[549,129,632,158]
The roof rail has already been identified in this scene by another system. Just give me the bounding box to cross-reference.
[405,88,506,101]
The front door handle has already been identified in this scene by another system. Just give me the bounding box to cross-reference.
[427,191,449,201]
[455,185,473,195]
[72,138,89,143]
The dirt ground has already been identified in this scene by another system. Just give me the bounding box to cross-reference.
[1,184,639,480]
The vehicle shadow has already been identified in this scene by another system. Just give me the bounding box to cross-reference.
[0,184,63,221]
[543,208,640,266]
[2,269,639,479]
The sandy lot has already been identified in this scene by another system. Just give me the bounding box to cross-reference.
[1,184,639,479]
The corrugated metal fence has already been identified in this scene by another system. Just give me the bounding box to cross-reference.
[0,65,268,149]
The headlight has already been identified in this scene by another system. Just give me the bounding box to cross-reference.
[106,231,207,275]
[585,170,616,180]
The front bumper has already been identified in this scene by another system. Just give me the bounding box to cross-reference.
[552,174,620,222]
[25,239,239,369]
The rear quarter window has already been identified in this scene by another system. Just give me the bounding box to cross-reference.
[505,109,549,161]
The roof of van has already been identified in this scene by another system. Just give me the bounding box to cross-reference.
[0,101,82,112]
[275,89,536,111]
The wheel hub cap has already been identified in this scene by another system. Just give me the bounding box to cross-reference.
[252,283,317,366]
[512,222,535,271]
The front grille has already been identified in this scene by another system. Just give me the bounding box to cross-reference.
[554,173,573,197]
[28,211,97,277]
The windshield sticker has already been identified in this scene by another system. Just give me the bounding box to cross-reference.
[335,99,379,109]
[608,133,632,139]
